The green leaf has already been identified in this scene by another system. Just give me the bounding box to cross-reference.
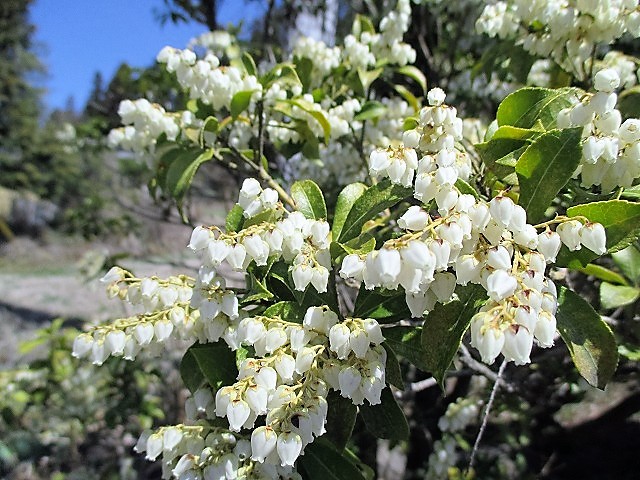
[567,200,640,253]
[330,233,376,264]
[497,87,580,129]
[354,286,411,323]
[421,284,487,388]
[574,263,629,286]
[242,271,274,304]
[556,287,618,389]
[264,301,306,323]
[294,56,314,92]
[278,64,302,87]
[230,90,255,119]
[180,343,238,393]
[359,388,409,441]
[337,179,412,243]
[455,179,479,198]
[618,343,640,361]
[241,52,257,76]
[475,138,527,180]
[394,84,420,113]
[383,326,429,372]
[225,204,244,233]
[300,438,366,480]
[617,85,640,120]
[396,65,427,93]
[515,127,582,222]
[332,183,367,240]
[600,282,640,309]
[612,245,640,285]
[357,67,384,92]
[287,99,331,144]
[291,179,327,219]
[491,125,544,141]
[354,100,387,122]
[165,149,215,214]
[383,343,404,390]
[324,392,357,451]
[621,184,640,200]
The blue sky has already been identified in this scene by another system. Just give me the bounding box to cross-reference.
[30,1,265,112]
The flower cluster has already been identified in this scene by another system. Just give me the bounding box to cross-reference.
[135,425,302,480]
[558,68,640,191]
[128,304,386,477]
[476,0,640,79]
[107,99,180,154]
[341,86,607,366]
[426,398,480,480]
[157,45,262,112]
[72,269,198,364]
[189,179,331,293]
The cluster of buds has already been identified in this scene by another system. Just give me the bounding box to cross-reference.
[136,425,302,480]
[477,0,640,80]
[189,180,331,294]
[237,179,280,218]
[195,306,386,468]
[156,45,262,112]
[558,68,640,191]
[426,398,481,480]
[107,99,180,154]
[72,269,196,364]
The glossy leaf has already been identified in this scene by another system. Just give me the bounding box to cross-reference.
[354,100,387,122]
[421,284,486,388]
[383,343,404,390]
[475,137,526,180]
[332,183,367,240]
[180,343,238,393]
[287,99,331,144]
[165,149,215,213]
[383,326,429,372]
[230,90,255,119]
[497,87,580,129]
[263,301,306,323]
[337,179,411,243]
[515,127,582,222]
[600,282,640,309]
[225,204,244,233]
[359,388,409,441]
[241,52,257,76]
[291,179,327,219]
[324,392,357,451]
[396,65,427,93]
[353,286,411,323]
[574,263,629,286]
[300,438,366,480]
[556,287,618,389]
[612,245,640,285]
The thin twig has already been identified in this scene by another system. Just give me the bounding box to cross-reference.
[468,359,507,472]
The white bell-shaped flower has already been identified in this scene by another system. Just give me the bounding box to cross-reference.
[398,205,429,231]
[486,270,517,301]
[188,226,212,251]
[537,229,561,262]
[579,222,607,255]
[338,366,362,397]
[251,426,277,463]
[227,399,251,431]
[276,432,303,467]
[501,326,534,365]
[557,220,583,251]
[340,254,366,281]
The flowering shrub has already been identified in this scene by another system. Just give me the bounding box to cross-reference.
[73,1,640,478]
